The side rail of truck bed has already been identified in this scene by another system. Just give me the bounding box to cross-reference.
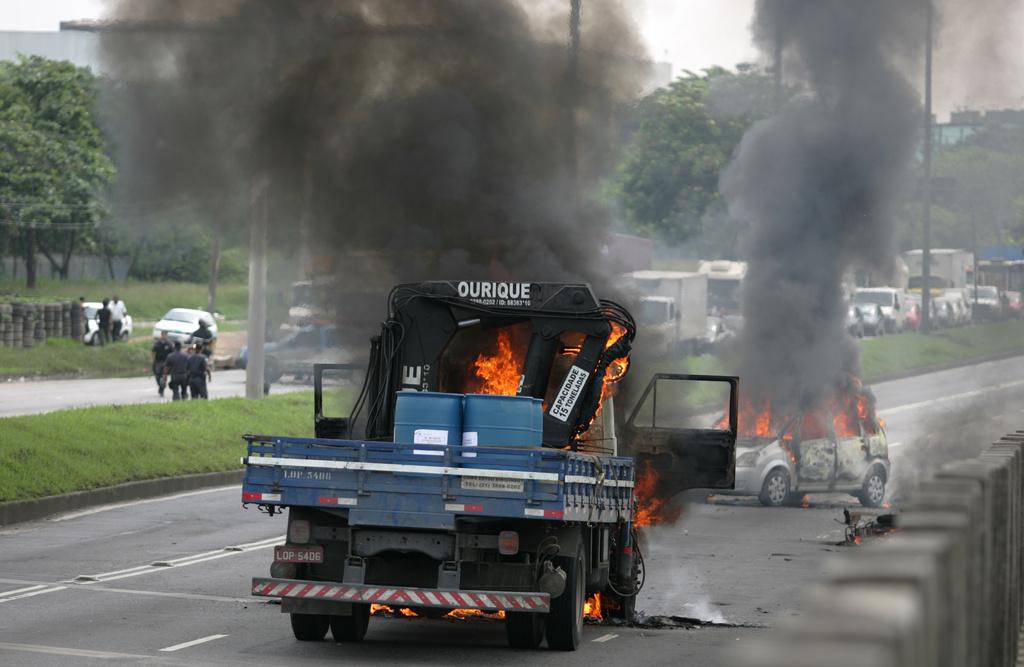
[241,435,635,530]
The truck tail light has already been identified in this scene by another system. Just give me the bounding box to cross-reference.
[288,519,311,544]
[498,531,519,555]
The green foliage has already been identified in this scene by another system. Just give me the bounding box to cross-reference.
[610,67,776,245]
[0,391,326,501]
[0,56,115,279]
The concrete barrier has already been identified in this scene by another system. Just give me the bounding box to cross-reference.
[737,430,1024,667]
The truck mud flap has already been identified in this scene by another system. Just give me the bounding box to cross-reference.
[252,577,550,612]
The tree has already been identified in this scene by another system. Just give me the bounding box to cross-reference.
[0,56,115,287]
[609,66,777,246]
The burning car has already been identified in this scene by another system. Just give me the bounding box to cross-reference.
[728,386,889,507]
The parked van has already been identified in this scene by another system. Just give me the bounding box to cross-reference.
[853,287,907,333]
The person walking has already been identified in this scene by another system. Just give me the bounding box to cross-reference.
[186,343,211,399]
[151,331,174,397]
[97,298,112,346]
[163,341,190,401]
[108,294,127,341]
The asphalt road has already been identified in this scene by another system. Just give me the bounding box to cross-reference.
[1,357,1022,665]
[0,370,308,418]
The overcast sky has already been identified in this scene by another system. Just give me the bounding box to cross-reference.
[0,0,760,74]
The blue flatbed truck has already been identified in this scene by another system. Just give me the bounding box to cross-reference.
[242,281,738,650]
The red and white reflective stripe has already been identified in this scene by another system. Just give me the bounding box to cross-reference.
[524,508,564,519]
[252,578,548,611]
[317,496,357,506]
[444,504,484,513]
[242,491,281,502]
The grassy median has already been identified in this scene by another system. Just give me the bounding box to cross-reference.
[0,338,152,379]
[0,279,249,320]
[0,392,315,502]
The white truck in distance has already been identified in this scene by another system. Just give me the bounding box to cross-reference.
[902,248,972,290]
[624,270,708,355]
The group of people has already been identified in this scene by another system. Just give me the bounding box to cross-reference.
[90,295,127,346]
[150,331,211,401]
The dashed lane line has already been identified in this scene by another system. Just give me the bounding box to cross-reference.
[0,584,47,597]
[51,485,240,522]
[0,641,151,661]
[0,586,66,603]
[69,535,284,584]
[159,634,229,653]
[592,633,619,643]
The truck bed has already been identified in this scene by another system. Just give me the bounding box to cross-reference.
[242,434,635,530]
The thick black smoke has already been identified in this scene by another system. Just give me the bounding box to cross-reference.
[100,1,645,323]
[721,1,927,412]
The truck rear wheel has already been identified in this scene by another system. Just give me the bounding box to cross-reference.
[546,541,585,651]
[330,604,370,642]
[290,613,329,641]
[505,611,545,649]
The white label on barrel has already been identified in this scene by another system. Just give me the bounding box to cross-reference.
[462,431,478,458]
[550,366,590,422]
[413,428,448,456]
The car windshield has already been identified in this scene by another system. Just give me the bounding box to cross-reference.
[853,291,891,306]
[976,286,998,299]
[163,309,199,323]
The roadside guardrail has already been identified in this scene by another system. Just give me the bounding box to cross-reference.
[737,430,1024,667]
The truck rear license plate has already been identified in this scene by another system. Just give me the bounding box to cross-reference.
[461,476,525,493]
[274,545,324,563]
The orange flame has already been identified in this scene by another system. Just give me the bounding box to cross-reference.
[472,330,522,396]
[584,593,603,621]
[370,604,394,615]
[633,459,682,526]
[444,608,506,620]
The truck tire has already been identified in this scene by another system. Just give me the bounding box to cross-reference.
[330,603,370,642]
[290,613,329,641]
[505,611,545,649]
[546,541,585,651]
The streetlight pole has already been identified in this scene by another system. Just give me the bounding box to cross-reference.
[245,176,268,399]
[920,0,934,334]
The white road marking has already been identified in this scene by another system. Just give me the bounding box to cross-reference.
[887,441,903,449]
[0,586,66,603]
[69,535,283,584]
[159,633,229,652]
[0,584,46,597]
[77,584,253,604]
[51,485,240,522]
[878,379,1024,418]
[0,641,150,660]
[592,633,619,643]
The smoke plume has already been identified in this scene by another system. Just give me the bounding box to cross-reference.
[721,1,928,412]
[100,1,646,323]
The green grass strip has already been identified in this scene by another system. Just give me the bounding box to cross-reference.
[0,338,152,379]
[0,392,315,502]
[0,279,249,320]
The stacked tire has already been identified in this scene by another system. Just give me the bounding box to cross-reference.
[70,300,84,341]
[0,303,11,347]
[61,301,71,339]
[11,302,23,347]
[21,304,35,348]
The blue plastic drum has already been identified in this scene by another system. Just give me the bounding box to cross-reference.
[462,394,543,465]
[394,391,463,457]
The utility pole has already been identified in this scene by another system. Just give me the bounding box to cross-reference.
[245,177,268,400]
[920,0,934,334]
[565,0,581,186]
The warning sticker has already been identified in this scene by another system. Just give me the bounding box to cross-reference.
[549,366,590,422]
[461,476,525,493]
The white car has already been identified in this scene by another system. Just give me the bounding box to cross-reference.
[152,308,218,345]
[853,287,907,333]
[82,302,133,345]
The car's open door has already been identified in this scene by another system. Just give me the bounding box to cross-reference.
[624,373,739,490]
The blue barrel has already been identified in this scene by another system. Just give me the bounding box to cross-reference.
[462,394,543,467]
[394,391,463,457]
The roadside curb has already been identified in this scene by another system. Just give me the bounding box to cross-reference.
[0,469,244,527]
[863,349,1024,385]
